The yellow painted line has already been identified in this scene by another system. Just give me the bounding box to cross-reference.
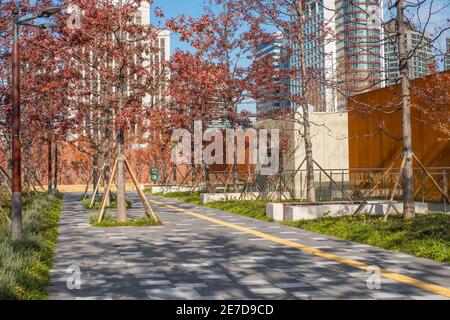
[149,199,450,298]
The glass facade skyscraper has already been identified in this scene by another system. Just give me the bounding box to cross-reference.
[289,0,384,111]
[335,0,384,109]
[290,0,338,112]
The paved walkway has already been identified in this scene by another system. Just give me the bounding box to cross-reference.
[49,193,450,300]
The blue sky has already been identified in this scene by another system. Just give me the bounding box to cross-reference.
[152,0,205,54]
[151,0,449,114]
[151,0,258,113]
[154,0,449,62]
[152,0,204,20]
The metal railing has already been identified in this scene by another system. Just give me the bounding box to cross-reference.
[166,166,449,212]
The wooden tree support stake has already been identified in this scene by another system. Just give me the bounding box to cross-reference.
[97,157,161,223]
[352,153,402,216]
[81,182,90,201]
[89,173,103,208]
[89,164,119,208]
[412,154,450,204]
[97,158,119,223]
[313,160,353,202]
[124,157,160,222]
[384,156,406,220]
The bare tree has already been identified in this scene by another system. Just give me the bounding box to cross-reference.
[350,0,450,219]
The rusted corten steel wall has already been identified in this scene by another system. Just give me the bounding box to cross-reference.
[348,71,450,201]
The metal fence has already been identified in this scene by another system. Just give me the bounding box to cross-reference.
[171,166,449,212]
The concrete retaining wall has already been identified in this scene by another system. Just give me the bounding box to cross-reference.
[267,201,431,221]
[256,113,349,199]
[266,203,285,221]
[150,185,199,194]
[201,193,256,204]
[200,192,291,204]
[283,203,360,221]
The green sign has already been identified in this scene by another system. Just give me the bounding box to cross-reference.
[150,167,159,182]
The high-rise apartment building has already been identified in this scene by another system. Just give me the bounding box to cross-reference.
[289,0,384,112]
[135,2,170,109]
[444,37,450,71]
[142,28,171,109]
[384,19,434,85]
[335,0,384,109]
[290,0,338,112]
[256,32,291,116]
[75,1,170,139]
[132,1,171,63]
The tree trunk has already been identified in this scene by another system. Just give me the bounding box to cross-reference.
[298,2,315,202]
[47,138,52,195]
[204,164,211,192]
[53,141,58,191]
[116,0,127,222]
[303,108,315,202]
[92,151,99,196]
[103,111,111,207]
[172,165,177,184]
[116,127,127,222]
[397,0,415,219]
[11,11,22,239]
[232,119,239,192]
[233,160,239,192]
[103,159,111,206]
[92,113,100,195]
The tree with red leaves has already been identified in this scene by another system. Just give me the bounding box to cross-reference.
[63,0,168,221]
[0,1,78,195]
[168,51,231,188]
[19,26,78,194]
[166,0,277,191]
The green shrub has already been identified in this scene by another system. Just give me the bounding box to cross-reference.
[206,200,273,221]
[0,193,62,300]
[156,192,276,221]
[283,214,450,263]
[160,192,202,205]
[89,212,162,227]
[82,196,132,210]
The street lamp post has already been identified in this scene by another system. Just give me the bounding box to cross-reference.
[11,9,22,239]
[10,6,62,239]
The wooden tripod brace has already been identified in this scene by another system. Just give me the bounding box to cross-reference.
[96,157,160,223]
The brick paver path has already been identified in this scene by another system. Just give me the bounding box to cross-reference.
[49,193,450,300]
